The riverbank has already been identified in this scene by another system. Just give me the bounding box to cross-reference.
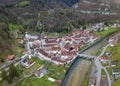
[66,60,91,86]
[61,28,119,86]
[106,42,120,86]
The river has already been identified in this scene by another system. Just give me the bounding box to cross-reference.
[83,38,108,55]
[61,33,113,86]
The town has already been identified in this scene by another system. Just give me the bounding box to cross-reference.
[0,22,120,86]
[24,30,99,65]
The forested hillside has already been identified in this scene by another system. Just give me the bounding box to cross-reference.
[0,0,120,59]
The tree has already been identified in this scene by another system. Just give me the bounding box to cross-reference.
[83,25,86,30]
[104,22,108,26]
[9,63,20,79]
[71,20,79,28]
[1,70,8,81]
[0,58,5,63]
[78,19,85,26]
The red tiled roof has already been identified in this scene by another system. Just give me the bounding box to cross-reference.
[74,34,81,38]
[52,57,66,63]
[17,39,24,44]
[32,40,40,45]
[101,56,109,60]
[48,38,56,41]
[71,31,81,35]
[64,43,71,50]
[41,33,46,39]
[56,80,62,84]
[71,45,79,51]
[61,49,76,56]
[22,50,27,54]
[63,36,72,41]
[7,54,15,60]
[33,44,40,48]
[45,47,60,51]
[45,38,57,43]
[43,44,56,47]
[29,39,35,42]
[37,49,50,58]
[66,56,74,61]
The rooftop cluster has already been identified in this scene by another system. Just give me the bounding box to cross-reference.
[25,30,99,65]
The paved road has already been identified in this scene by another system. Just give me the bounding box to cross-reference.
[11,72,33,86]
[103,67,111,86]
[0,54,28,71]
[0,38,31,71]
[95,44,111,86]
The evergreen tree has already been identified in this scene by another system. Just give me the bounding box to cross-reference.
[1,70,8,81]
[9,63,20,78]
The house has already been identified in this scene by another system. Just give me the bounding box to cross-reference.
[51,57,66,65]
[112,68,120,79]
[112,68,120,75]
[88,77,95,86]
[45,38,57,44]
[56,80,62,84]
[29,34,39,40]
[34,67,48,78]
[21,57,35,68]
[45,47,60,54]
[32,40,40,46]
[37,49,51,61]
[111,61,117,67]
[17,39,24,44]
[48,77,56,82]
[92,22,105,31]
[6,54,15,60]
[100,56,109,63]
[109,38,117,47]
[106,52,111,56]
[22,50,27,54]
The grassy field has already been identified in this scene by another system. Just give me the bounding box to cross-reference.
[106,42,120,86]
[112,79,120,86]
[45,32,66,37]
[106,68,113,79]
[106,42,120,64]
[94,27,118,38]
[43,62,69,80]
[16,1,29,7]
[95,47,103,56]
[17,75,59,86]
[8,23,23,31]
[102,69,106,75]
[83,63,93,86]
[17,57,69,86]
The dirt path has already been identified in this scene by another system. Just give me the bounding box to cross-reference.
[66,60,91,86]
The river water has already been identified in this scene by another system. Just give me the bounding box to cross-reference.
[83,38,108,55]
[61,37,109,86]
[61,30,119,86]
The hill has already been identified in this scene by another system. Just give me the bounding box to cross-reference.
[0,0,120,59]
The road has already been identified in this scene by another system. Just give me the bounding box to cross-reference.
[95,44,111,86]
[11,72,33,86]
[0,37,31,71]
[103,67,111,86]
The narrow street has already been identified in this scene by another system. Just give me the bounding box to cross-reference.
[103,67,111,86]
[95,44,111,86]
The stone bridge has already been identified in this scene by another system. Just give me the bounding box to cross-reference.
[78,54,96,59]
